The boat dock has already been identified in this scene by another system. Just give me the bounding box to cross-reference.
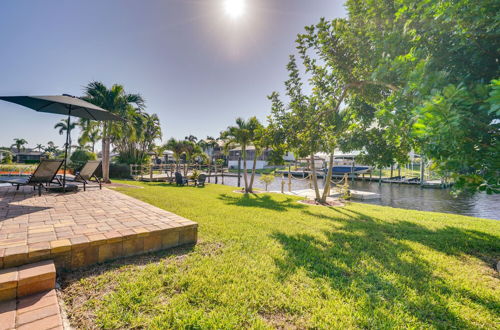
[275,188,380,201]
[275,170,451,188]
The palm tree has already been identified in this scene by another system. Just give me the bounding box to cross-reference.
[180,140,203,175]
[78,119,101,153]
[165,138,184,172]
[54,119,77,157]
[11,138,28,153]
[185,135,198,143]
[83,81,145,183]
[35,144,44,152]
[220,117,261,193]
[44,141,58,154]
[247,121,264,192]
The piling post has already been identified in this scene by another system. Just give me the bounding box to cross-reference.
[208,163,211,183]
[420,156,425,187]
[288,167,292,191]
[150,164,153,181]
[398,165,401,184]
[281,173,285,193]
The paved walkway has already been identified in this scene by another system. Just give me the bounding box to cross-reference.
[0,186,197,270]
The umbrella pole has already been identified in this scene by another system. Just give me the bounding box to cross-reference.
[62,106,72,191]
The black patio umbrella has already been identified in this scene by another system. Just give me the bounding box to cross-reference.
[0,94,122,189]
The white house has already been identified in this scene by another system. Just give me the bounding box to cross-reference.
[227,146,295,170]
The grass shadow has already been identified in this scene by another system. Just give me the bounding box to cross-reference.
[217,193,305,211]
[272,209,500,328]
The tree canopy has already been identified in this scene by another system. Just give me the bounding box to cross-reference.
[288,0,499,193]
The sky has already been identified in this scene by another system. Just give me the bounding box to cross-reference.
[0,0,346,151]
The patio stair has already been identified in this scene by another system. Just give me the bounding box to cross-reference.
[0,260,56,302]
[0,289,63,330]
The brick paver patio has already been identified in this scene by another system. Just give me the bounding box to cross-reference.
[0,186,197,270]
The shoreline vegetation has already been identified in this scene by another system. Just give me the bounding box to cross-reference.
[60,182,500,329]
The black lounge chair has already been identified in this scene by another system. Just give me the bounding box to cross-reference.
[65,160,102,191]
[0,159,64,196]
[175,172,188,186]
[196,174,206,187]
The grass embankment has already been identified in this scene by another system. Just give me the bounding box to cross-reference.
[61,182,500,329]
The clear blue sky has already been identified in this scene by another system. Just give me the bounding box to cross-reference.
[0,0,346,150]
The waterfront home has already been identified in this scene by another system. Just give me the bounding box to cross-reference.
[227,146,295,169]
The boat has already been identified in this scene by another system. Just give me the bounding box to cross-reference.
[323,156,372,175]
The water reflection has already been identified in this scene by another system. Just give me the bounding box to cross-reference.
[215,174,500,220]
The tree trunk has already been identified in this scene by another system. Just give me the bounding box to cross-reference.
[310,153,321,201]
[101,134,111,183]
[248,151,258,192]
[242,147,249,192]
[320,153,334,203]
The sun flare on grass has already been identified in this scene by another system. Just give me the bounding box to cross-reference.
[224,0,245,19]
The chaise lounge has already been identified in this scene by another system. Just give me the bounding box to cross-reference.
[0,159,64,196]
[63,160,102,191]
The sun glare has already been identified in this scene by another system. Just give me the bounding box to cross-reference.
[224,0,245,19]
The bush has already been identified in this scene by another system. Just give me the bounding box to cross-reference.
[70,150,97,171]
[28,160,41,164]
[1,153,13,164]
[109,163,131,179]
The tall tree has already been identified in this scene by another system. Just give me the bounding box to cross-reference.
[180,140,202,176]
[304,1,500,193]
[54,118,77,156]
[184,135,198,143]
[165,138,184,172]
[35,144,44,152]
[83,81,145,183]
[44,141,59,154]
[220,117,261,193]
[78,119,101,153]
[247,119,264,193]
[11,138,28,153]
[114,109,162,165]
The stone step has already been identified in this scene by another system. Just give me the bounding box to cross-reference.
[0,289,63,330]
[0,260,55,302]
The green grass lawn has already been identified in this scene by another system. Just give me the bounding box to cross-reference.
[61,182,500,329]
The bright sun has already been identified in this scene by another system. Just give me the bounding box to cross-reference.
[224,0,245,19]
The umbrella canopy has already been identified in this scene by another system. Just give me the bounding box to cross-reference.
[0,94,123,190]
[0,95,121,121]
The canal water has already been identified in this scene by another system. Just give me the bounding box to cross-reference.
[213,174,500,220]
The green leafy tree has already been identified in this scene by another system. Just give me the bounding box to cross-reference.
[114,110,162,165]
[70,149,97,170]
[83,81,145,182]
[1,151,13,164]
[303,1,499,193]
